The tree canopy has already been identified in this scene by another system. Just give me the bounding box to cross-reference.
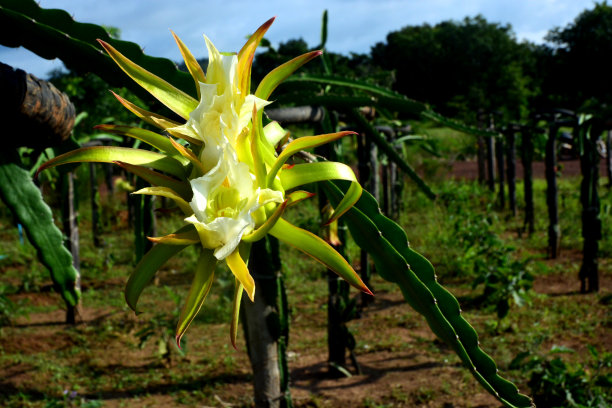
[544,1,612,112]
[370,16,533,123]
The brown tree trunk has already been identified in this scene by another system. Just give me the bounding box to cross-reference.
[545,125,560,258]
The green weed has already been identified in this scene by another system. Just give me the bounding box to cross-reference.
[134,286,186,365]
[511,345,612,408]
[0,284,17,326]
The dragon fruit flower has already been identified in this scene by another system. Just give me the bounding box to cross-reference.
[39,18,369,348]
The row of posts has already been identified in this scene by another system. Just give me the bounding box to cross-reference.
[476,109,610,293]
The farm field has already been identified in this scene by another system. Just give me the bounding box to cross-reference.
[2,2,612,407]
[1,165,610,408]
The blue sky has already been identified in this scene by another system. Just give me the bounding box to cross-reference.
[0,0,598,79]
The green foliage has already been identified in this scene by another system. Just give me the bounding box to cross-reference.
[599,188,612,257]
[408,122,476,162]
[135,287,186,364]
[0,284,17,326]
[511,346,612,408]
[44,391,102,408]
[437,185,533,320]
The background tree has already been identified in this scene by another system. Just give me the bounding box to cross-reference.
[371,16,534,123]
[544,1,612,112]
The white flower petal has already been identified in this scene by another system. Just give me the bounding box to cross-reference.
[211,217,251,260]
[188,157,226,220]
[238,94,271,132]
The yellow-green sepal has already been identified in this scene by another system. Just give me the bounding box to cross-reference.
[279,162,357,190]
[226,248,255,302]
[94,124,188,163]
[263,121,289,147]
[147,231,199,245]
[132,186,192,215]
[124,226,194,312]
[114,161,191,200]
[175,249,216,348]
[255,50,323,100]
[237,17,275,95]
[37,146,187,179]
[171,30,206,98]
[110,91,181,130]
[242,200,288,243]
[267,131,356,187]
[165,127,204,146]
[98,40,198,120]
[235,126,254,170]
[269,218,371,295]
[230,278,244,350]
[168,137,206,175]
[280,161,361,222]
[324,181,362,225]
[286,190,316,207]
[249,107,267,186]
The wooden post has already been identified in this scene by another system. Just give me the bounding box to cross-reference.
[606,130,612,187]
[0,62,74,149]
[386,127,399,219]
[369,140,380,203]
[316,124,359,377]
[496,137,505,208]
[61,171,81,324]
[545,123,560,258]
[327,255,350,375]
[541,109,576,256]
[476,111,487,185]
[392,125,411,218]
[486,135,496,192]
[390,161,398,218]
[476,136,486,184]
[484,113,497,191]
[376,126,394,216]
[521,129,535,235]
[132,178,155,262]
[506,127,517,217]
[105,164,114,196]
[356,133,372,307]
[89,163,102,247]
[381,156,389,215]
[578,121,603,293]
[243,237,291,408]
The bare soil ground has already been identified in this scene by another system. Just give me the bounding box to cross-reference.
[449,158,609,180]
[1,254,610,408]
